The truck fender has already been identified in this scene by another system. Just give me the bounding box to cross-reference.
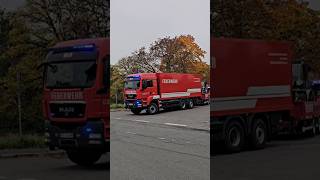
[147,96,159,106]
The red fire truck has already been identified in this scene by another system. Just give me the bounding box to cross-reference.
[211,38,320,153]
[42,38,110,166]
[124,73,206,114]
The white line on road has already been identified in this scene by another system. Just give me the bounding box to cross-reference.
[132,120,150,123]
[115,117,122,120]
[126,132,137,135]
[164,123,188,127]
[158,137,166,140]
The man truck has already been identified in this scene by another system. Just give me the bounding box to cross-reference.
[211,38,320,153]
[124,73,207,115]
[42,38,110,166]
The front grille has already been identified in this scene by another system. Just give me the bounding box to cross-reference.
[50,102,85,118]
[126,94,137,99]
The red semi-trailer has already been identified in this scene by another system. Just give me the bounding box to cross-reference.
[211,37,320,153]
[42,38,110,166]
[124,73,206,114]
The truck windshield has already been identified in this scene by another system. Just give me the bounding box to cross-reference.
[45,61,96,88]
[125,80,140,89]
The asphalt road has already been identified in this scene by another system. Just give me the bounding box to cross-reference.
[0,154,109,180]
[212,135,320,180]
[111,106,210,180]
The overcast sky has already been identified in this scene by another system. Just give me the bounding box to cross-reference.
[110,0,210,64]
[308,0,320,9]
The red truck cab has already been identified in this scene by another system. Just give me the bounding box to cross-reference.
[42,38,110,166]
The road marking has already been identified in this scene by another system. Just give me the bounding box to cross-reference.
[132,120,150,123]
[158,137,166,140]
[126,132,137,135]
[164,123,188,127]
[115,117,122,120]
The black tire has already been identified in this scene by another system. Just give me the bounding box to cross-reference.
[308,119,316,137]
[224,120,245,152]
[316,118,320,135]
[180,100,186,110]
[250,119,267,149]
[67,150,102,167]
[187,99,194,109]
[147,103,158,115]
[131,109,142,115]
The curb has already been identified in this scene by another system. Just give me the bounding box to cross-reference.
[0,150,66,159]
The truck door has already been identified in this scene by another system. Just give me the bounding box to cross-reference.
[141,79,157,101]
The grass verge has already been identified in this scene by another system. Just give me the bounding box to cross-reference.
[110,103,125,109]
[0,134,45,150]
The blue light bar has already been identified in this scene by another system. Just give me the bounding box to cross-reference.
[312,80,320,85]
[50,44,96,53]
[127,75,141,81]
[72,44,96,52]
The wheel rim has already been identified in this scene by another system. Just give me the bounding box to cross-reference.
[182,102,186,109]
[255,125,265,144]
[228,127,241,147]
[150,105,157,113]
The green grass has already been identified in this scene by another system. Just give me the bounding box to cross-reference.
[110,103,125,109]
[0,134,45,150]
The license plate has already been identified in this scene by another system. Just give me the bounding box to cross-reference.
[60,133,74,138]
[128,103,133,106]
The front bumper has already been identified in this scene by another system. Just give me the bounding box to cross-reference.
[46,121,108,152]
[125,99,144,109]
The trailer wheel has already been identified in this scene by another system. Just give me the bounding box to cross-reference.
[131,109,142,115]
[67,150,102,167]
[224,121,244,152]
[250,119,267,149]
[147,103,158,115]
[187,99,194,109]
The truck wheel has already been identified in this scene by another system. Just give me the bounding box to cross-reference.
[180,101,186,110]
[224,121,244,152]
[187,99,194,109]
[147,103,158,115]
[250,119,267,149]
[131,109,142,115]
[66,150,102,166]
[317,118,320,135]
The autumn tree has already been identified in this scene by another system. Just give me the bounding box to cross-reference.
[117,47,159,75]
[110,65,126,104]
[212,0,320,70]
[151,35,206,73]
[116,35,207,75]
[21,0,110,47]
